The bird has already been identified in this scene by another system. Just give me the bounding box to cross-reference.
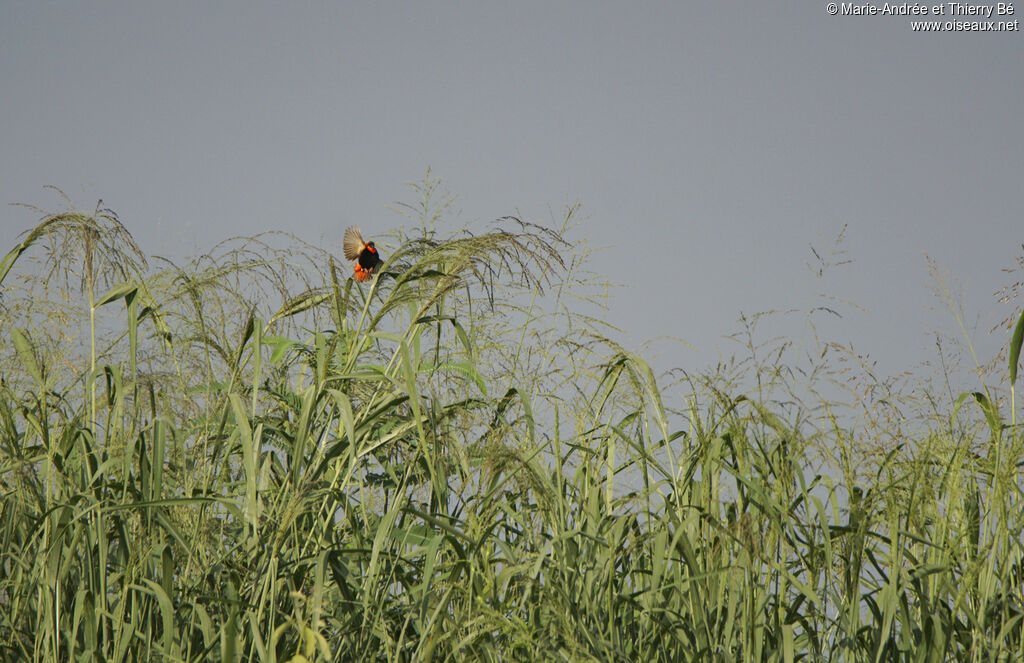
[343,226,383,282]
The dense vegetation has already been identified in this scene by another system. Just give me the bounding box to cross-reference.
[2,185,1024,662]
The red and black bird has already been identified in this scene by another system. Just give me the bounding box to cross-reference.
[343,226,383,282]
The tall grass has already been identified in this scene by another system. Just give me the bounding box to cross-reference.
[1,186,1023,662]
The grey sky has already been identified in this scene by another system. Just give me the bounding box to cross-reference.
[2,2,1022,383]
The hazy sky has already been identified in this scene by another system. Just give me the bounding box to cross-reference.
[2,2,1022,383]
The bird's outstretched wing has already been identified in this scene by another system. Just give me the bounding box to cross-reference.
[343,226,365,261]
